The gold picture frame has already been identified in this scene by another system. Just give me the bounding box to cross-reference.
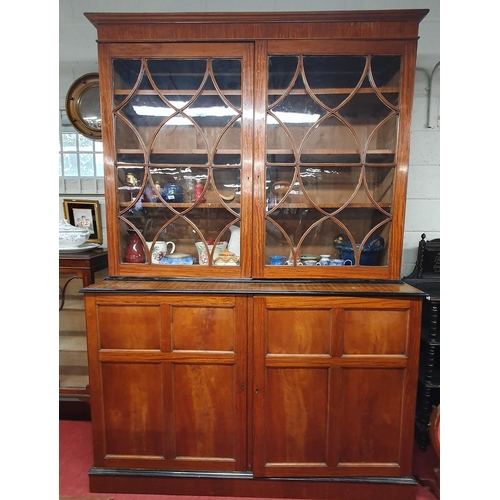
[62,199,103,244]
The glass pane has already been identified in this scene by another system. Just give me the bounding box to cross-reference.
[62,133,77,151]
[80,154,95,177]
[113,59,142,106]
[265,54,399,267]
[113,57,244,267]
[95,153,104,177]
[299,166,362,208]
[363,167,394,206]
[148,58,206,92]
[303,56,366,89]
[63,153,78,176]
[370,56,401,88]
[78,135,93,151]
[118,92,171,150]
[117,166,146,206]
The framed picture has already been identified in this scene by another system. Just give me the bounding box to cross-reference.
[62,199,103,244]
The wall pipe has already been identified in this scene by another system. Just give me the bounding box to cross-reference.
[426,61,440,128]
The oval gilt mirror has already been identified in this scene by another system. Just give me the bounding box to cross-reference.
[65,73,102,139]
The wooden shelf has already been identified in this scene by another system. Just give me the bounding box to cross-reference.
[119,201,389,210]
[119,201,240,209]
[114,86,399,96]
[116,149,395,156]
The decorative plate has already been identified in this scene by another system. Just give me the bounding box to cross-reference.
[59,243,100,253]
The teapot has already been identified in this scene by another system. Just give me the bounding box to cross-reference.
[334,234,385,266]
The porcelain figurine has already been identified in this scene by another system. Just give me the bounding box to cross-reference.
[193,181,206,202]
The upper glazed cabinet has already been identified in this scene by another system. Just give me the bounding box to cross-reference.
[87,10,427,280]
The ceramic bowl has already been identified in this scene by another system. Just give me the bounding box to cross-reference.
[59,219,91,248]
[271,181,290,198]
[300,254,320,263]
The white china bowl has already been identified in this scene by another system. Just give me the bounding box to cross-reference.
[59,219,91,248]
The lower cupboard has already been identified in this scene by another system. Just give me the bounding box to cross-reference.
[83,279,424,499]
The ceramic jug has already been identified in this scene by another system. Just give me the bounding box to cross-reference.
[317,254,331,266]
[195,241,227,265]
[146,240,176,264]
[125,231,146,263]
[227,226,240,256]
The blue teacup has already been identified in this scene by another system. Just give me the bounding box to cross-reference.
[270,255,287,265]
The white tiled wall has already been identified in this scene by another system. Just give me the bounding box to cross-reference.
[59,0,440,276]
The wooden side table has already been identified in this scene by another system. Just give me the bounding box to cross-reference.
[59,248,108,310]
[59,248,108,417]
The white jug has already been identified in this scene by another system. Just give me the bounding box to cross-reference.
[228,225,240,257]
[146,240,176,264]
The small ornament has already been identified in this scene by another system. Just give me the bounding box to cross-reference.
[193,181,206,202]
[214,249,240,266]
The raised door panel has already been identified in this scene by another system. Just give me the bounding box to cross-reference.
[265,367,332,467]
[337,368,404,467]
[100,362,164,458]
[85,294,248,471]
[172,363,238,460]
[252,295,420,478]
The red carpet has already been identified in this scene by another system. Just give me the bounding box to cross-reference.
[59,420,439,499]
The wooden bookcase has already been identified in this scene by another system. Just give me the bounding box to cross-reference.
[82,10,428,499]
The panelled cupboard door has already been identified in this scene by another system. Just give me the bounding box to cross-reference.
[85,294,248,471]
[252,295,421,477]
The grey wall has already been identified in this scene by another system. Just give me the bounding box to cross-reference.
[59,0,440,277]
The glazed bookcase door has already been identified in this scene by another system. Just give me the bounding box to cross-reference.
[100,43,254,277]
[254,40,415,279]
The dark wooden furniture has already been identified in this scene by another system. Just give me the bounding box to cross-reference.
[59,248,108,405]
[84,279,425,499]
[59,248,109,310]
[415,404,440,498]
[82,10,428,499]
[403,234,440,451]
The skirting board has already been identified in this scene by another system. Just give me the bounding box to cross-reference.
[89,468,418,500]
